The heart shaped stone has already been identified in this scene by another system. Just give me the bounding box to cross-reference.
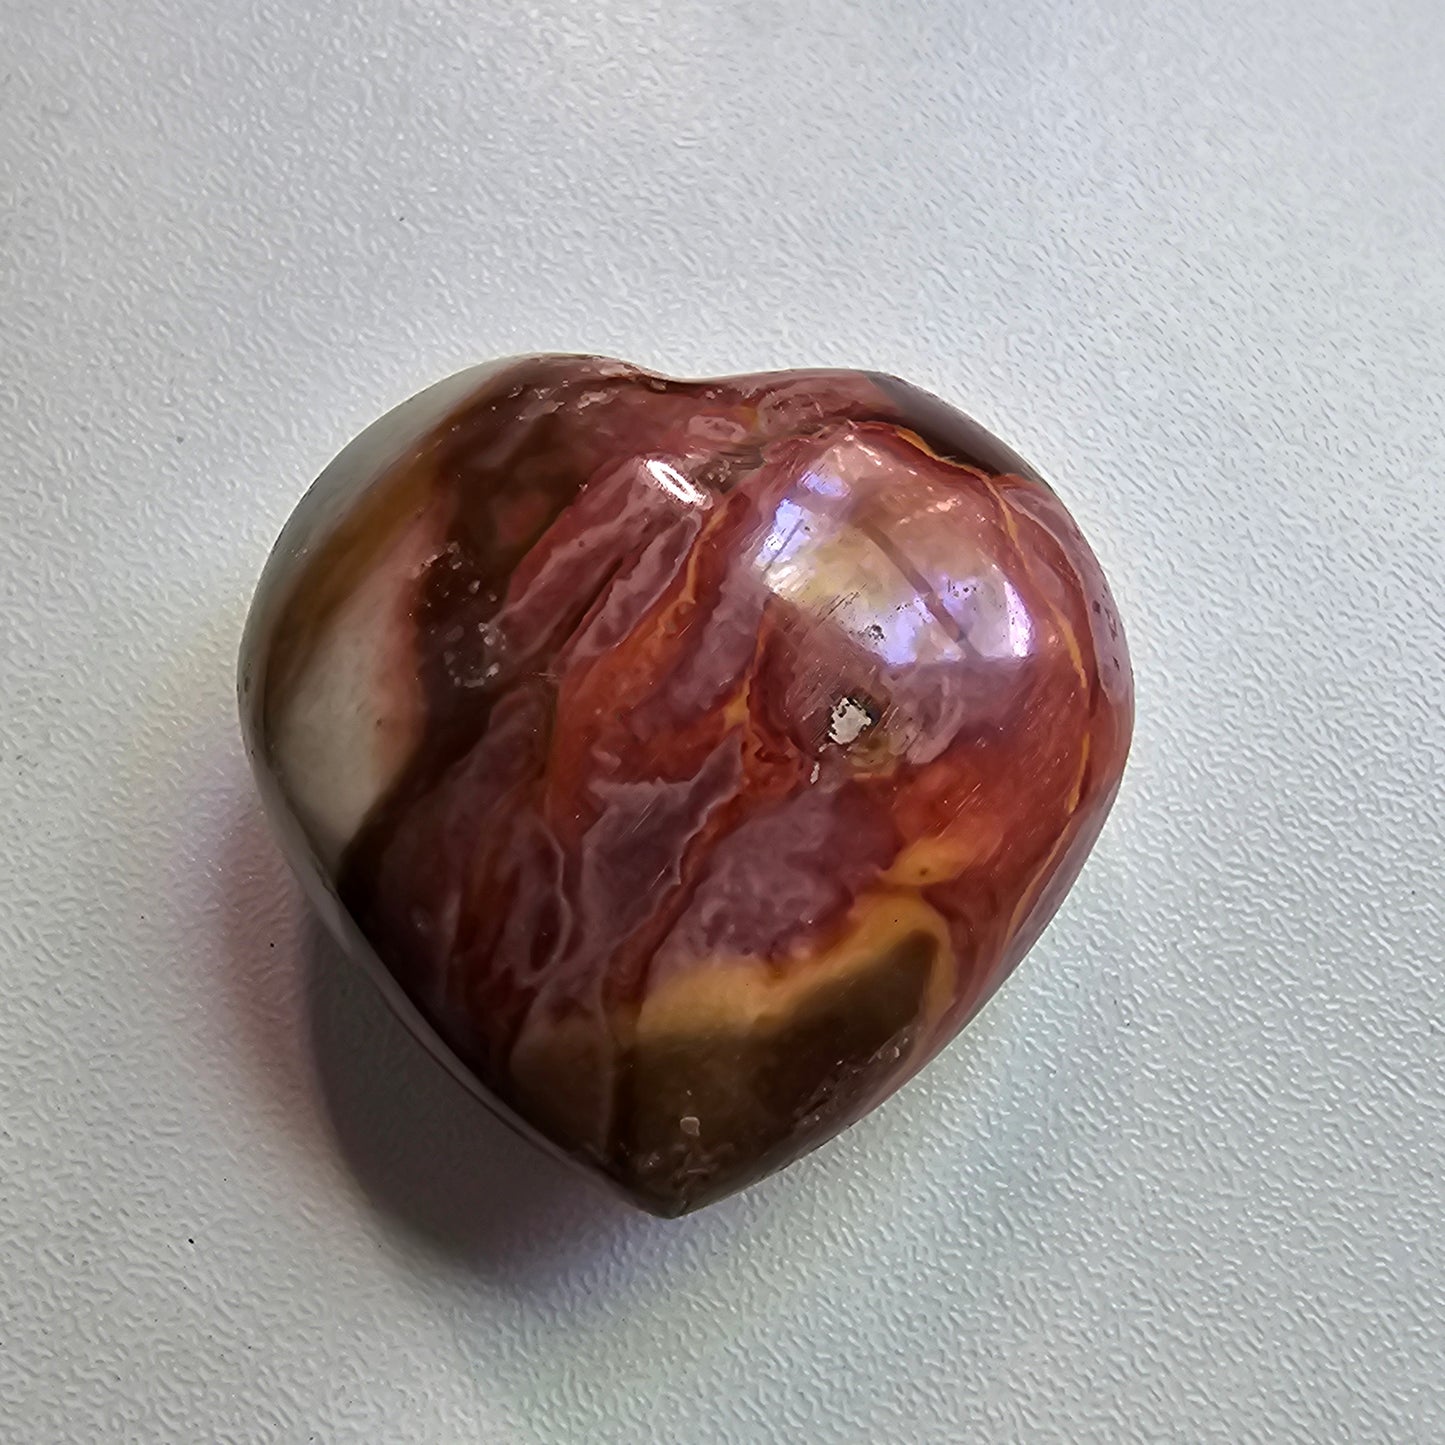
[239,356,1133,1215]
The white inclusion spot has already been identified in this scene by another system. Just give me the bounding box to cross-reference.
[644,458,708,508]
[680,1115,700,1138]
[828,696,874,746]
[810,761,821,783]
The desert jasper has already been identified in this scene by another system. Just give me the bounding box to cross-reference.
[239,356,1133,1215]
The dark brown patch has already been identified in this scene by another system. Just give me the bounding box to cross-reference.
[616,931,938,1216]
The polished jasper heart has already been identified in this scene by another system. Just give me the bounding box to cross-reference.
[239,356,1133,1215]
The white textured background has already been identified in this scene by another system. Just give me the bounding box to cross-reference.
[2,1,1442,1440]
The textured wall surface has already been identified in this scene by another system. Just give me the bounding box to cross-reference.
[2,1,1442,1440]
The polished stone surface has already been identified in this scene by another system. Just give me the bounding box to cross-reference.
[240,356,1133,1215]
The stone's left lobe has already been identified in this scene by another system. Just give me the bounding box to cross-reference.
[240,356,1133,1215]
